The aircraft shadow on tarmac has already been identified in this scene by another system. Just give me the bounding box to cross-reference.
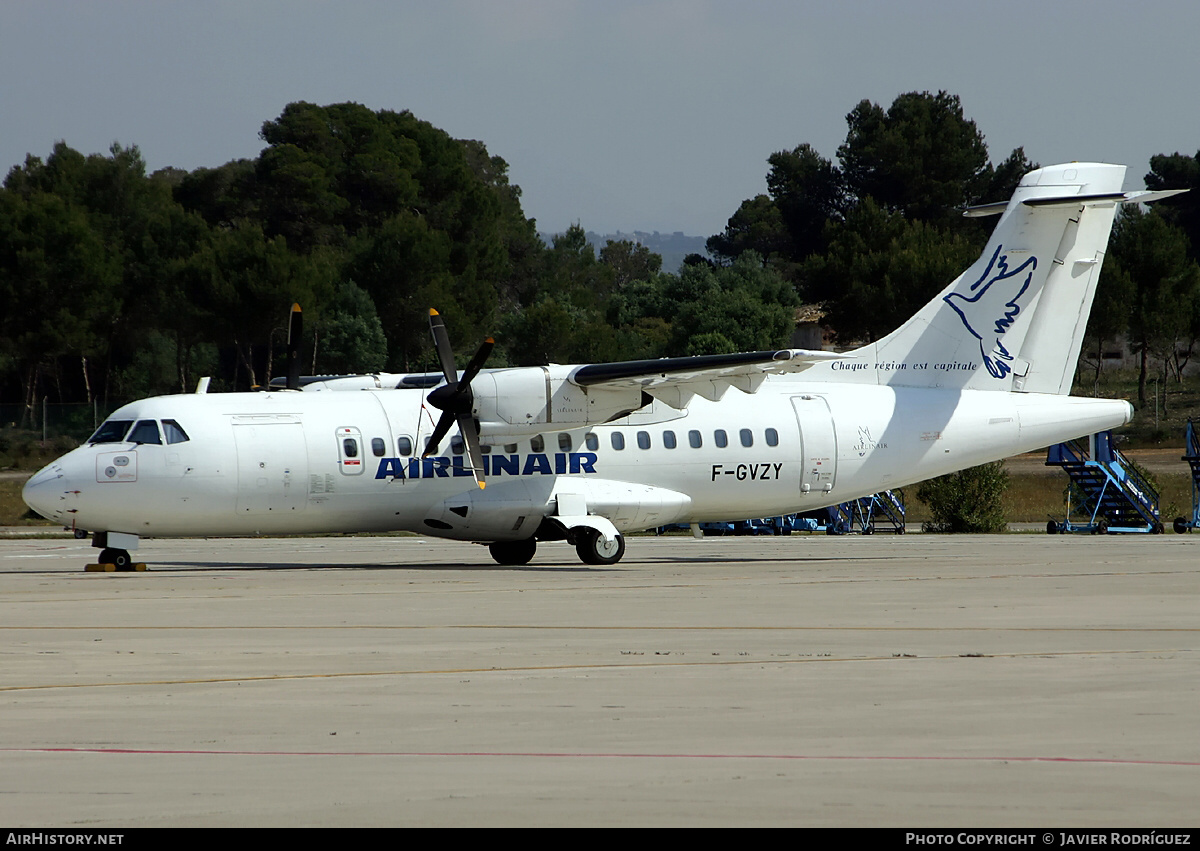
[117,551,912,571]
[143,560,619,573]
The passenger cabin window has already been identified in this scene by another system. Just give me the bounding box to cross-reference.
[398,436,413,456]
[450,436,464,455]
[128,420,162,445]
[637,431,651,450]
[740,428,753,448]
[611,432,625,451]
[531,435,545,453]
[585,433,599,451]
[765,428,779,447]
[663,430,677,449]
[558,433,572,452]
[714,429,728,448]
[343,438,359,458]
[371,437,386,457]
[688,430,702,449]
[89,420,133,444]
[162,420,189,444]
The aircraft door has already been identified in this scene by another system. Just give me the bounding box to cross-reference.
[336,427,366,475]
[790,396,838,495]
[232,420,309,515]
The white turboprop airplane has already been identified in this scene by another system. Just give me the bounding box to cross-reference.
[22,163,1184,568]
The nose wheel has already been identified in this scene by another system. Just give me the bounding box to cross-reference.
[99,548,132,569]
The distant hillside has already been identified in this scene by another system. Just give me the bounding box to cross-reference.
[541,230,709,274]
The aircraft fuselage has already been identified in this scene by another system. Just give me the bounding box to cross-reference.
[22,379,1132,541]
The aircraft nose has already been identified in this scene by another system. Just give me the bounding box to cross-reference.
[22,462,69,523]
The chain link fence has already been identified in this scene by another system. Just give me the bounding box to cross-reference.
[0,401,132,443]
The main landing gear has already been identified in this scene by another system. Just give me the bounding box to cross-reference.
[486,531,627,567]
[573,528,625,565]
[488,538,537,566]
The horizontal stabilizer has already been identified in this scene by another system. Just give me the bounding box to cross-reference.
[966,188,1188,217]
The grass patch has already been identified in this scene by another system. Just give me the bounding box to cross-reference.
[0,478,55,526]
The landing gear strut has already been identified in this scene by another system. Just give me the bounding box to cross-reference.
[90,532,142,571]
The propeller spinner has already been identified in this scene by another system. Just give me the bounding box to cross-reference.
[423,309,493,490]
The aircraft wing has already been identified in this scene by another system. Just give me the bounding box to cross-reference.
[569,349,845,405]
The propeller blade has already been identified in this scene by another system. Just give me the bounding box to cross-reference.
[458,415,487,489]
[423,411,455,458]
[459,337,494,386]
[428,308,459,383]
[422,308,491,488]
[285,303,302,391]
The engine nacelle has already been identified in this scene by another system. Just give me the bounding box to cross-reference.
[472,366,648,443]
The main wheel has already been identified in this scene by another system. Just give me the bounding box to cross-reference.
[488,538,536,566]
[98,547,132,570]
[574,529,625,565]
[1174,517,1190,534]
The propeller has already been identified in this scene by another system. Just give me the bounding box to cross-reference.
[423,308,493,490]
[285,303,303,391]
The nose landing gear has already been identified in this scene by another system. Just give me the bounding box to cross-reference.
[86,548,146,571]
[86,532,146,572]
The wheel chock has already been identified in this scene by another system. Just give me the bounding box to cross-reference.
[84,563,148,572]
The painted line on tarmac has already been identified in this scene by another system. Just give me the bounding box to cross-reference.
[0,647,1189,692]
[4,746,1199,768]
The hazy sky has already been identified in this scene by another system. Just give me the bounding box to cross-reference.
[3,1,1198,237]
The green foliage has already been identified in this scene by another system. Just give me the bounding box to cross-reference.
[604,252,798,357]
[315,281,387,374]
[3,92,1197,419]
[709,91,1029,344]
[838,91,991,223]
[707,194,789,266]
[600,239,661,289]
[111,329,218,398]
[916,462,1010,533]
[1106,206,1200,407]
[0,101,546,401]
[801,202,978,343]
[1145,151,1200,263]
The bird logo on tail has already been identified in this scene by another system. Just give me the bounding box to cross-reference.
[943,245,1038,379]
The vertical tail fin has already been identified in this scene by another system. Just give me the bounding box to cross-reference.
[815,163,1157,394]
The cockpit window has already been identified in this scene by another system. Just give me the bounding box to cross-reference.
[88,420,134,444]
[128,420,162,445]
[162,420,190,444]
